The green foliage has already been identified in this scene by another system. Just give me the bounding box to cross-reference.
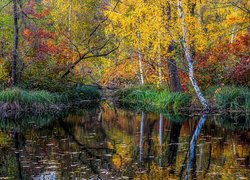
[117,85,191,112]
[65,85,101,101]
[20,68,67,93]
[213,86,250,110]
[172,93,192,112]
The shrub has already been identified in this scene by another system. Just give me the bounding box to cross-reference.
[117,85,191,112]
[214,86,250,110]
[65,85,101,101]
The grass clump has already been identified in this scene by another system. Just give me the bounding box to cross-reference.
[213,86,250,110]
[0,88,67,105]
[65,85,101,101]
[117,85,191,112]
[0,86,101,106]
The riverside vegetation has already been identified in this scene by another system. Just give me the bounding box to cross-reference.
[117,85,250,113]
[0,86,101,118]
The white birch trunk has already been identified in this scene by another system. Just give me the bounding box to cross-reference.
[137,32,144,85]
[158,56,163,86]
[231,4,238,43]
[177,0,209,109]
[68,0,72,34]
[231,26,236,43]
[158,37,163,86]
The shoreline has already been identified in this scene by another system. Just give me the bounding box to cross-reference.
[0,100,100,119]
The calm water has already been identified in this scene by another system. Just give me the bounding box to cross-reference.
[0,103,249,179]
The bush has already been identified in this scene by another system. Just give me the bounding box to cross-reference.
[65,85,101,101]
[214,86,250,110]
[117,85,191,112]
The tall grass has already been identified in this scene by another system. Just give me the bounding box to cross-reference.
[65,85,101,101]
[118,85,250,112]
[213,86,250,110]
[0,88,67,105]
[0,86,101,106]
[117,85,191,112]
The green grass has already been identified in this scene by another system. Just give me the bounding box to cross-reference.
[0,86,101,106]
[212,86,250,110]
[117,85,191,112]
[118,85,250,112]
[0,88,67,105]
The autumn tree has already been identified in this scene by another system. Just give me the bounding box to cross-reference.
[177,0,209,108]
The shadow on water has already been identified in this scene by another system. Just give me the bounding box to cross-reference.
[0,103,249,179]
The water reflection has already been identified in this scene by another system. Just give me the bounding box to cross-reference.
[0,104,249,179]
[159,113,163,167]
[186,113,208,180]
[139,112,144,166]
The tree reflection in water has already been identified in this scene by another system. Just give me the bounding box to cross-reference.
[167,121,183,171]
[0,105,249,179]
[186,113,208,180]
[159,113,163,167]
[139,111,145,171]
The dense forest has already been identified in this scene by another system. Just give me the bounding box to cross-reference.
[0,0,249,113]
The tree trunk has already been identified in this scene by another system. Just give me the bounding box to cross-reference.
[137,32,144,85]
[12,0,19,86]
[165,3,182,92]
[138,52,144,85]
[167,43,182,92]
[167,58,182,92]
[231,4,238,43]
[177,0,209,109]
[158,54,163,86]
[157,33,163,86]
[68,0,72,34]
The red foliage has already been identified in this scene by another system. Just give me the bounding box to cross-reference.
[194,33,250,87]
[23,0,49,19]
[22,1,69,61]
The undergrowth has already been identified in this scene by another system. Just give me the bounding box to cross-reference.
[117,85,191,112]
[0,88,67,105]
[118,85,250,112]
[212,86,250,110]
[0,86,101,106]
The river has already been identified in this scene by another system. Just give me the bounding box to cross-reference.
[0,103,249,179]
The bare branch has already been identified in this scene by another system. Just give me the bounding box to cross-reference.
[61,43,120,78]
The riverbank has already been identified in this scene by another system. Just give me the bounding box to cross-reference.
[115,85,250,113]
[1,85,249,118]
[0,86,101,118]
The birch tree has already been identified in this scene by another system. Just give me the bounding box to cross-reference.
[177,0,209,109]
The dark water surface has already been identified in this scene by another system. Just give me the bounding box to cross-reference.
[0,103,249,179]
